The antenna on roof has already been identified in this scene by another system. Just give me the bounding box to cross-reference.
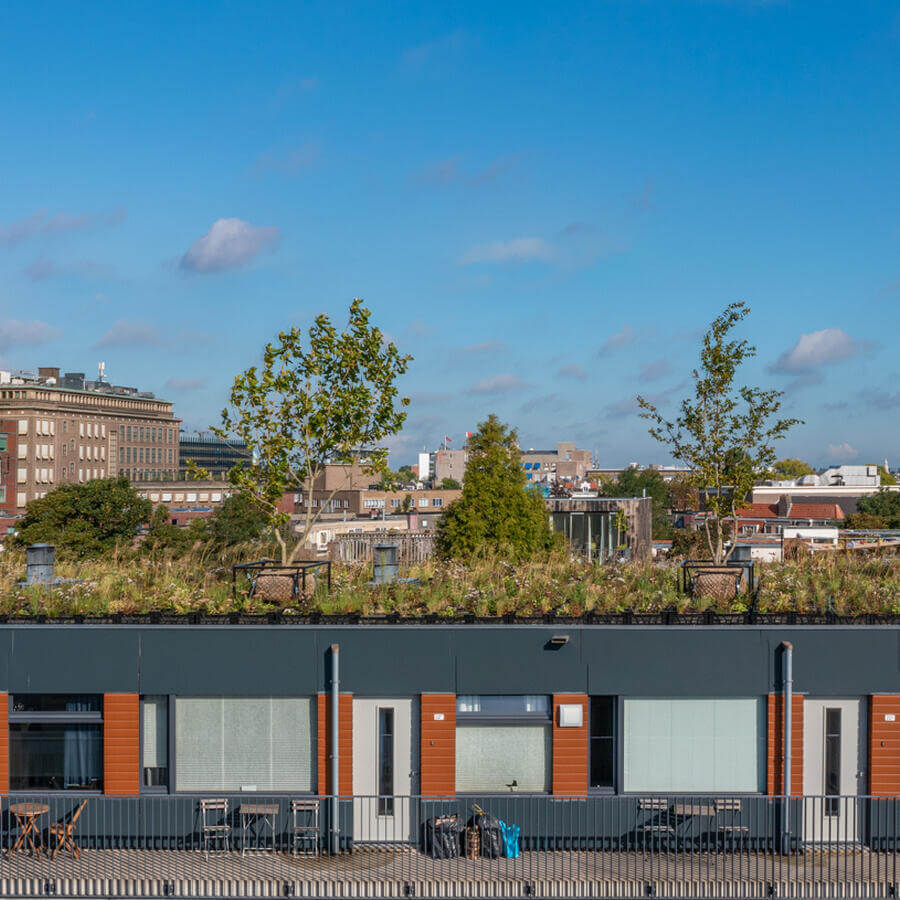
[97,361,106,382]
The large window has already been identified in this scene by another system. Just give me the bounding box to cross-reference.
[455,695,551,793]
[9,694,104,791]
[174,697,314,792]
[623,698,764,793]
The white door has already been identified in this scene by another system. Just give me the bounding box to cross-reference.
[352,698,419,842]
[803,698,866,843]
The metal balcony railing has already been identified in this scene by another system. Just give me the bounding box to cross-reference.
[0,793,897,897]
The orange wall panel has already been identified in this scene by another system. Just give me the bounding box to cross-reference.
[420,694,456,796]
[104,693,140,796]
[317,693,353,796]
[870,695,900,797]
[767,693,804,796]
[552,694,588,796]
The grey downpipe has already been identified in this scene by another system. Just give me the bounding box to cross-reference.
[782,641,793,853]
[331,643,340,854]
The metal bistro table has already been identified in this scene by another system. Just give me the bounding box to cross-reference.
[9,802,50,855]
[239,802,280,854]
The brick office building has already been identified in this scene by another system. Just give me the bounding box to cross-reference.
[0,367,180,518]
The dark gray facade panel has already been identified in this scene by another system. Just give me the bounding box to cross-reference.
[4,628,140,692]
[138,629,319,694]
[0,625,898,697]
[584,630,769,696]
[453,629,587,694]
[765,631,900,695]
[331,629,455,695]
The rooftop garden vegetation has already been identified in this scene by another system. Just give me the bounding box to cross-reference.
[0,544,896,619]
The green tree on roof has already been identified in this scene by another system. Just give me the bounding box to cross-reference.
[638,302,801,565]
[436,415,554,559]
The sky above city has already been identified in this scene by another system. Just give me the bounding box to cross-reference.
[1,1,898,467]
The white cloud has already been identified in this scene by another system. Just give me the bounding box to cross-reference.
[416,154,518,187]
[165,377,206,392]
[597,324,636,355]
[463,339,506,354]
[253,141,320,176]
[638,358,671,382]
[771,328,862,374]
[0,319,62,351]
[179,218,280,273]
[460,237,554,266]
[557,363,587,381]
[0,207,125,247]
[828,442,858,462]
[25,258,116,282]
[465,373,529,395]
[401,30,466,69]
[94,320,161,348]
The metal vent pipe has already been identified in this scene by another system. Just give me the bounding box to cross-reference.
[781,640,793,853]
[330,643,340,854]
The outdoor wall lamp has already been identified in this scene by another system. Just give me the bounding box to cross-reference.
[549,634,570,646]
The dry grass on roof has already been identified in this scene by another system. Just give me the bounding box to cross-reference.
[0,546,897,619]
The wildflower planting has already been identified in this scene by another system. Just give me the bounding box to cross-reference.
[0,544,896,618]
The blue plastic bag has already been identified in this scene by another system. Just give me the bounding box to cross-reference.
[499,819,520,858]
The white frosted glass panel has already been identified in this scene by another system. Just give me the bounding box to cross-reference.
[623,698,763,793]
[142,696,167,769]
[456,725,550,792]
[175,697,313,792]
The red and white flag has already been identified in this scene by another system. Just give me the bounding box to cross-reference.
[445,435,452,443]
[465,431,473,438]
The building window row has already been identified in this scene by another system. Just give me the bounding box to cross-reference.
[4,693,766,797]
[119,425,175,444]
[119,447,172,464]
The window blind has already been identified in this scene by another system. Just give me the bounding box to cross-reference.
[142,696,167,769]
[175,697,314,792]
[623,698,763,793]
[455,724,550,792]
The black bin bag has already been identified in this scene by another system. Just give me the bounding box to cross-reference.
[469,812,503,859]
[424,814,464,858]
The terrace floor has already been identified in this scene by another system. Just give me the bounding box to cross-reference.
[0,846,898,898]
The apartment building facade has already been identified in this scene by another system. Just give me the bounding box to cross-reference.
[0,368,180,517]
[0,622,897,850]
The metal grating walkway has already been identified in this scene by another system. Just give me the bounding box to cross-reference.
[0,847,898,898]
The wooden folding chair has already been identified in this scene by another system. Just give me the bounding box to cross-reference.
[49,799,88,860]
[291,798,320,856]
[200,799,232,857]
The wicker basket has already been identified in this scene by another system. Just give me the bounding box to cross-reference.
[252,569,317,604]
[692,568,740,601]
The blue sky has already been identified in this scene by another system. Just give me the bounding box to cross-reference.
[1,1,898,467]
